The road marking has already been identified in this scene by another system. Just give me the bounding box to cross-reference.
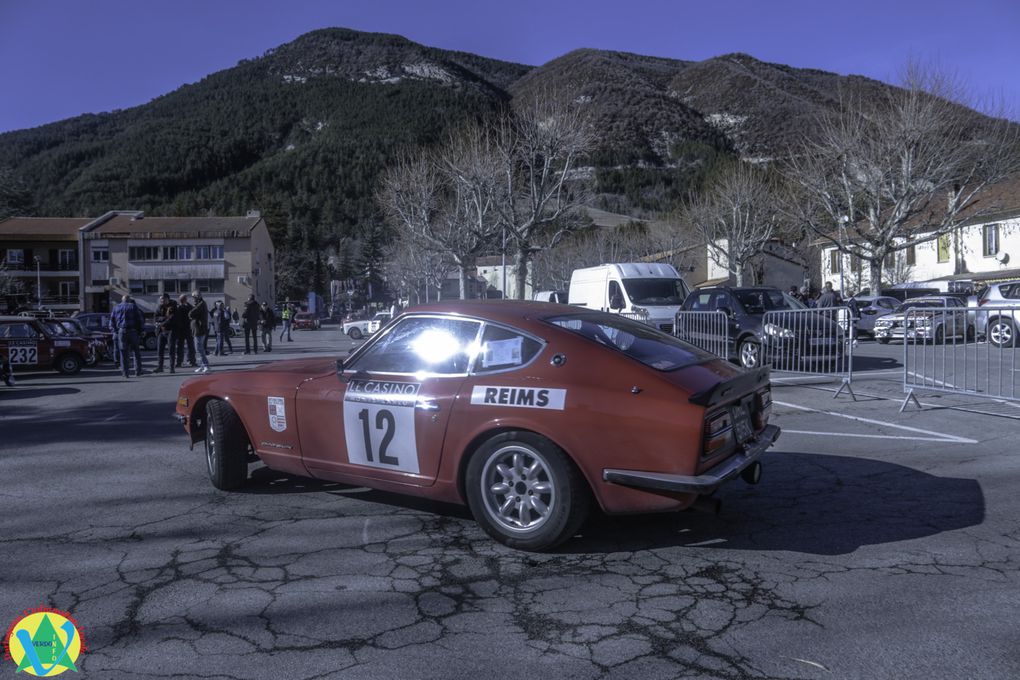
[685,538,726,547]
[773,400,978,444]
[782,429,963,443]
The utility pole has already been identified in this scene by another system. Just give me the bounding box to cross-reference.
[34,256,41,309]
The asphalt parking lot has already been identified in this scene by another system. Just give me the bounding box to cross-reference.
[3,330,1019,679]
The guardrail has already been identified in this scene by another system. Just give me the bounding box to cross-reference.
[760,306,855,399]
[674,310,730,359]
[901,305,1018,410]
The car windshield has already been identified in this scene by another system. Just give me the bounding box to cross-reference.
[733,289,798,314]
[545,312,712,371]
[43,322,67,336]
[373,312,391,321]
[896,299,947,312]
[621,278,688,306]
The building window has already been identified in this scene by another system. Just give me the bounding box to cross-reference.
[829,250,839,274]
[59,281,79,298]
[884,252,894,269]
[905,245,916,266]
[937,234,950,263]
[129,280,144,294]
[983,224,1000,257]
[5,249,25,266]
[129,246,160,261]
[193,278,224,293]
[58,249,77,270]
[163,245,194,261]
[145,281,159,294]
[91,247,109,262]
[162,279,191,294]
[194,245,223,260]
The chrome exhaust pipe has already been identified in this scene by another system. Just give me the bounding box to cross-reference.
[691,495,722,514]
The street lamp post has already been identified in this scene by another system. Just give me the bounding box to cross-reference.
[34,256,42,310]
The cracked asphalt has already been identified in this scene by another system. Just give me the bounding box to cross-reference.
[2,332,1018,679]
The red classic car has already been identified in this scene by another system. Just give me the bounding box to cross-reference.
[291,312,321,330]
[175,301,779,551]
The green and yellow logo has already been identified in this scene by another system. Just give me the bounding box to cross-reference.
[3,608,85,676]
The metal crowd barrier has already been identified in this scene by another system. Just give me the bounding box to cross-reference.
[761,306,855,399]
[901,305,1018,411]
[674,310,730,359]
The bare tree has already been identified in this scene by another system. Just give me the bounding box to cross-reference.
[783,63,1020,292]
[493,99,596,298]
[378,125,502,299]
[382,237,454,305]
[681,163,781,286]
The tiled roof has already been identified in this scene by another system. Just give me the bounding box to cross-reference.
[88,213,263,237]
[0,217,92,240]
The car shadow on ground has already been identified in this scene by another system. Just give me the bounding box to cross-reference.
[563,450,984,556]
[0,386,80,400]
[851,353,902,371]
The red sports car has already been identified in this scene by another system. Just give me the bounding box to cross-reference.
[175,301,779,551]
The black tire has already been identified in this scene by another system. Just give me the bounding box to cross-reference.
[55,353,83,375]
[934,326,945,345]
[205,400,250,490]
[966,325,976,342]
[144,334,158,351]
[877,338,890,345]
[465,431,590,551]
[988,318,1017,348]
[347,327,363,340]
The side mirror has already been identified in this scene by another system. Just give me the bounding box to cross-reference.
[610,294,625,311]
[335,358,345,377]
[717,306,734,318]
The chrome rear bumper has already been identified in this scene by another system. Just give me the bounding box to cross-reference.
[603,425,780,494]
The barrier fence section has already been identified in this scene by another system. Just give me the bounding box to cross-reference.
[761,306,855,399]
[901,305,1018,411]
[674,310,730,359]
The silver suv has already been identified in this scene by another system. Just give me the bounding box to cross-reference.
[976,280,1020,347]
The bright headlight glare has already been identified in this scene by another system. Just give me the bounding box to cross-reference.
[764,322,794,338]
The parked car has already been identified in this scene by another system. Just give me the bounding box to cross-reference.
[292,311,321,331]
[975,280,1020,348]
[872,296,974,344]
[41,319,102,367]
[880,287,941,302]
[175,301,780,551]
[73,312,159,350]
[58,318,113,364]
[0,315,90,375]
[679,287,845,369]
[850,296,901,338]
[343,312,391,340]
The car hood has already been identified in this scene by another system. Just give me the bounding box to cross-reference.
[247,357,336,376]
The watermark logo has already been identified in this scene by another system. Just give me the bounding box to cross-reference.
[3,608,85,676]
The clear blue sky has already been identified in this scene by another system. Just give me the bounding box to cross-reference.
[1,0,1018,133]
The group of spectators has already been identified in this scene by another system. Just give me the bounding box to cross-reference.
[788,281,844,309]
[108,293,297,378]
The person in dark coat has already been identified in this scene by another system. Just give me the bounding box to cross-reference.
[175,294,197,367]
[242,294,260,354]
[154,293,178,374]
[212,301,231,356]
[172,294,192,367]
[110,294,145,377]
[816,281,841,308]
[259,301,276,352]
[189,291,210,373]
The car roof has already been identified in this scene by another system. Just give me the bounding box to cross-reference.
[0,315,41,322]
[406,300,585,326]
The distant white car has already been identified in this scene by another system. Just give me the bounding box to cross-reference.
[342,312,391,340]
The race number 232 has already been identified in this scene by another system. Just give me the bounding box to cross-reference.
[343,400,419,474]
[8,346,38,364]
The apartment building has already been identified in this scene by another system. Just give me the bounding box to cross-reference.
[80,211,274,313]
[0,217,92,313]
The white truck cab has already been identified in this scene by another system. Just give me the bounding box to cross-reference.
[568,263,690,334]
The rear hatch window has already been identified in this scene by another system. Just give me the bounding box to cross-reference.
[545,312,712,371]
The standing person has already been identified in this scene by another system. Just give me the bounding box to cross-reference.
[816,281,840,308]
[111,294,145,378]
[176,294,197,367]
[212,301,228,356]
[221,304,235,354]
[242,294,260,355]
[154,293,178,373]
[260,301,277,352]
[189,291,211,373]
[172,294,191,367]
[279,300,294,342]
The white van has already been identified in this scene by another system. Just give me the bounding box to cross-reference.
[568,263,690,333]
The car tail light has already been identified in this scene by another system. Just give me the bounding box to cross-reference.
[978,298,989,306]
[754,387,772,429]
[703,410,734,457]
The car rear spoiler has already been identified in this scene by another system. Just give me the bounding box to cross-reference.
[689,367,770,407]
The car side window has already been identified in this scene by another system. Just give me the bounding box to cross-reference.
[473,324,542,373]
[608,280,624,308]
[0,323,39,339]
[350,316,481,375]
[1001,284,1020,300]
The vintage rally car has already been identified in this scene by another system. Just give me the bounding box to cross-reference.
[342,311,391,340]
[292,311,321,331]
[0,315,90,375]
[175,301,780,551]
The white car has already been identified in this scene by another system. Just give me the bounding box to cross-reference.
[342,312,391,340]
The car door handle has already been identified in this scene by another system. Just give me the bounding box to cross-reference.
[415,399,440,412]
